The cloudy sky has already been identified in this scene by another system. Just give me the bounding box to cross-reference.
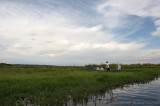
[0,0,160,65]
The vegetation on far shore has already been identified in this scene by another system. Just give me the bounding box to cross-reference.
[0,63,160,105]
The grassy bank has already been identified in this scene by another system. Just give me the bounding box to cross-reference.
[0,64,160,105]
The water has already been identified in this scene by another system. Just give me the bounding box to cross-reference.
[84,77,160,106]
[16,78,160,106]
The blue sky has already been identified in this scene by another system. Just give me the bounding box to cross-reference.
[0,0,160,65]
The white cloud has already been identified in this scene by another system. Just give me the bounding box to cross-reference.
[0,0,160,65]
[69,42,145,51]
[135,49,160,63]
[154,20,160,26]
[151,20,160,36]
[97,0,160,18]
[44,53,56,58]
[96,0,160,36]
[151,27,160,36]
[0,1,114,60]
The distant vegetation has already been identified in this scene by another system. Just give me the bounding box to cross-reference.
[0,63,160,105]
[0,63,11,66]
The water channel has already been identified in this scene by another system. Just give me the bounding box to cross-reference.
[73,77,160,106]
[16,77,160,106]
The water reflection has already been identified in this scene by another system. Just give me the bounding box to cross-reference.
[16,78,160,106]
[16,98,40,106]
[81,78,160,106]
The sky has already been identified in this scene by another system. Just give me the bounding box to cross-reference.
[0,0,160,65]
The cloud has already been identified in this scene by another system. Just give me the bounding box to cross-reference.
[0,0,160,65]
[151,20,160,36]
[96,0,160,36]
[69,42,145,51]
[134,49,160,63]
[0,1,113,58]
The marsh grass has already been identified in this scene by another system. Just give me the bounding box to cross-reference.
[0,64,160,105]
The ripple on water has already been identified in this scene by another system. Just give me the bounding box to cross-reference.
[83,78,160,106]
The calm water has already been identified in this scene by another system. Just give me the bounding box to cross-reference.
[16,78,160,106]
[75,77,160,106]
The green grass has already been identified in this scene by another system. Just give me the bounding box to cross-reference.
[0,64,160,105]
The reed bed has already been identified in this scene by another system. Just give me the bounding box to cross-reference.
[0,64,160,105]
